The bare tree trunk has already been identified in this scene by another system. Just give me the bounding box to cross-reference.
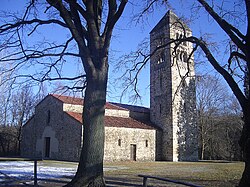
[66,65,108,186]
[0,136,6,156]
[17,125,22,155]
[201,136,205,160]
[239,105,250,187]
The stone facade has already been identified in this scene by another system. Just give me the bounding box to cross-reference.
[21,95,156,162]
[150,10,198,161]
[21,96,83,161]
[104,127,155,161]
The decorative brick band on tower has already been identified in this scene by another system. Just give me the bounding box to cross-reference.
[150,10,198,161]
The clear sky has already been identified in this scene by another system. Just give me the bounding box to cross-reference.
[0,0,245,107]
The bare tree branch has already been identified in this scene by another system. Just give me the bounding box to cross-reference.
[197,0,246,53]
[0,19,67,34]
[184,36,247,108]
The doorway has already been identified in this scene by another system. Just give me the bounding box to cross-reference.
[44,137,51,158]
[130,144,137,161]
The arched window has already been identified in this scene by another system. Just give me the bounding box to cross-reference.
[157,36,164,47]
[184,102,187,113]
[157,52,165,64]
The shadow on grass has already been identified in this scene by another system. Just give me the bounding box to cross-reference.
[0,175,143,187]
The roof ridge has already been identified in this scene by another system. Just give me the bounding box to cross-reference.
[111,102,149,109]
[106,102,129,111]
[110,102,150,113]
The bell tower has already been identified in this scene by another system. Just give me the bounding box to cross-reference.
[150,10,198,161]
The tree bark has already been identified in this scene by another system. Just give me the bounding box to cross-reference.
[239,105,250,187]
[66,60,108,187]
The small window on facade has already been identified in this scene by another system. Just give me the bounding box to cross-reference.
[118,139,121,146]
[157,36,164,47]
[146,140,148,147]
[47,110,51,124]
[184,102,187,113]
[157,52,165,64]
[156,36,164,47]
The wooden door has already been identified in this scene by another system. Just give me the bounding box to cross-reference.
[130,144,136,161]
[44,137,50,158]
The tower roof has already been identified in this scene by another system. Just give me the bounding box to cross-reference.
[150,10,191,34]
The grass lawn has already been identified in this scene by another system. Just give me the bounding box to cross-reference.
[0,157,244,186]
[104,161,244,187]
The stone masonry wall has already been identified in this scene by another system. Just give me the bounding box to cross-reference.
[21,95,82,161]
[63,103,83,113]
[105,109,130,118]
[104,127,156,162]
[21,118,36,158]
[168,11,198,161]
[150,12,173,161]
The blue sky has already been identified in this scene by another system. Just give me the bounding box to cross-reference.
[0,0,245,107]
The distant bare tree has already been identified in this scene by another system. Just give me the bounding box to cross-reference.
[0,84,36,156]
[10,85,36,155]
[196,75,242,160]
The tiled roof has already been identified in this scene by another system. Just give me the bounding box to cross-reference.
[105,102,129,110]
[110,103,150,113]
[66,112,82,123]
[52,94,83,105]
[51,94,128,110]
[65,112,156,130]
[105,116,155,129]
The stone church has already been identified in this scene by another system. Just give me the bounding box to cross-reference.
[21,11,198,162]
